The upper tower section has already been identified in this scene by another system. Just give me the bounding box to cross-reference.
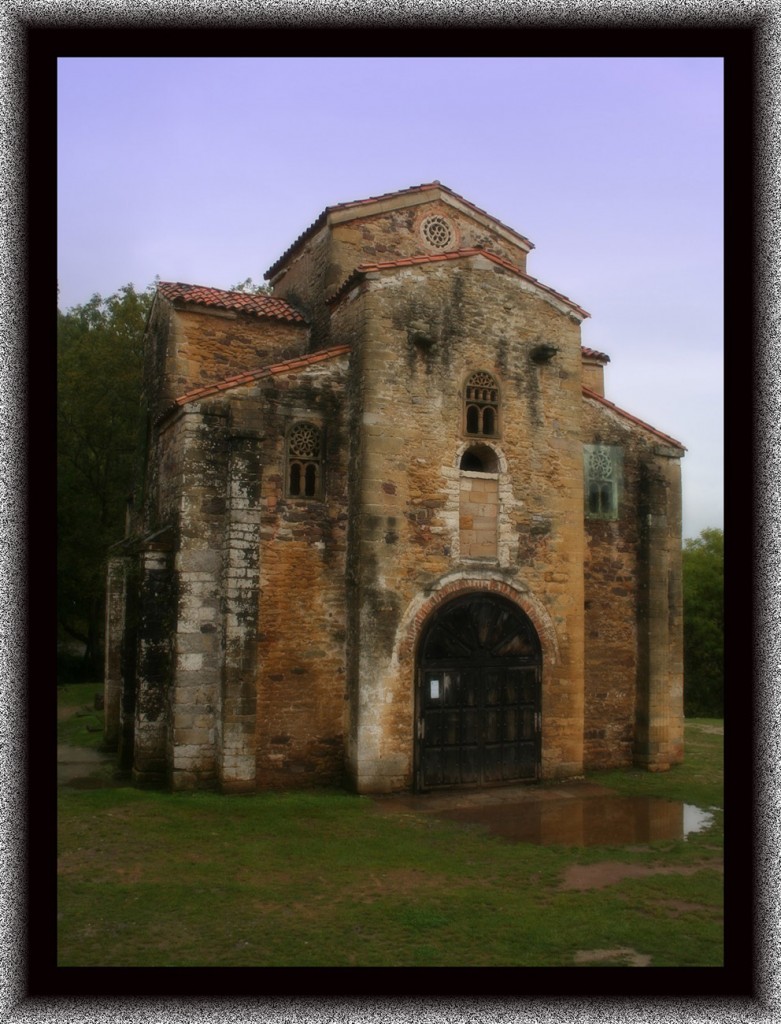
[264,182,535,349]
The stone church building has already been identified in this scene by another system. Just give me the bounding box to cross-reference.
[104,181,685,794]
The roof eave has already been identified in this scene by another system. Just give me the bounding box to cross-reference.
[327,249,590,321]
[172,343,351,408]
[265,181,535,280]
[583,386,686,452]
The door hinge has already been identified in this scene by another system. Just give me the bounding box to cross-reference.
[535,712,541,733]
[418,717,425,740]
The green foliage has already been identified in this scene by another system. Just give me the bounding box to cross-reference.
[57,284,153,673]
[229,276,273,294]
[57,683,105,750]
[682,528,724,717]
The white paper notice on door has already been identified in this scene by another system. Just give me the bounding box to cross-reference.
[430,678,440,699]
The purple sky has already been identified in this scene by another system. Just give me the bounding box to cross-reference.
[57,56,723,541]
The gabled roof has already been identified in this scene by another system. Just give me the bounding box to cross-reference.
[581,346,610,364]
[583,386,685,451]
[172,343,350,408]
[265,181,535,280]
[327,248,590,321]
[157,281,306,323]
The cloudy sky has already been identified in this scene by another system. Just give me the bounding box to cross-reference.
[57,56,723,541]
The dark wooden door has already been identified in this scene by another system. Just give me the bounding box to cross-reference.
[416,595,541,790]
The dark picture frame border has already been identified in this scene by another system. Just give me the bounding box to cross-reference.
[7,8,766,1018]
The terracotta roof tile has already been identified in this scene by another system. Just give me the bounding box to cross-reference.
[583,386,685,450]
[157,281,306,323]
[581,346,610,363]
[171,343,350,408]
[265,181,534,280]
[328,248,590,320]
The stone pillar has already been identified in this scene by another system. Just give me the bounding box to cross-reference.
[635,447,685,770]
[344,318,406,794]
[168,407,229,791]
[133,537,176,786]
[219,433,262,793]
[104,553,129,750]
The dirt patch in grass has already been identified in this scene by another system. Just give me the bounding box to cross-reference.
[350,867,470,901]
[560,859,723,891]
[650,898,714,917]
[690,723,724,735]
[574,947,652,967]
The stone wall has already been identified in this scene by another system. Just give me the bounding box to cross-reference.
[269,226,333,350]
[103,553,129,751]
[114,187,684,796]
[166,404,231,790]
[580,405,643,768]
[635,447,685,769]
[270,193,531,352]
[581,395,684,770]
[330,198,530,281]
[144,297,308,416]
[459,472,499,558]
[336,253,587,792]
[166,306,308,396]
[581,357,606,396]
[229,355,351,788]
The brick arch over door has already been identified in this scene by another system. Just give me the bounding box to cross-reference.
[396,577,559,672]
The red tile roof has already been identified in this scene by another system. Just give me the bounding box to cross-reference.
[172,343,350,408]
[157,281,306,323]
[581,346,610,363]
[265,181,534,280]
[582,386,685,450]
[328,248,590,320]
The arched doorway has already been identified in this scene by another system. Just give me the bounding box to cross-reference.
[416,593,541,790]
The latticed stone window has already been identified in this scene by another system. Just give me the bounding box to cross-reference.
[287,421,323,498]
[464,371,500,437]
[421,215,453,250]
[584,444,622,520]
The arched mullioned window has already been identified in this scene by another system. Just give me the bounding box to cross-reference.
[287,422,323,499]
[464,371,500,437]
[583,444,621,520]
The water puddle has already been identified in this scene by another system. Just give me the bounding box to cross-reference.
[433,795,714,846]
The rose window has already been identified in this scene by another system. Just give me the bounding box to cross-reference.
[421,216,453,250]
[288,422,321,460]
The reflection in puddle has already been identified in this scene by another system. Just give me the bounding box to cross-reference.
[435,796,714,846]
[683,803,716,837]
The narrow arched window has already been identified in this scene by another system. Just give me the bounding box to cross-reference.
[584,445,621,520]
[287,422,323,499]
[464,371,500,437]
[459,444,499,473]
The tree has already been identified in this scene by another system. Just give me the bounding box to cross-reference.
[57,283,153,676]
[682,527,724,717]
[229,277,273,295]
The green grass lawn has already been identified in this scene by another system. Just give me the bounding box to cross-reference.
[57,681,107,750]
[57,685,723,967]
